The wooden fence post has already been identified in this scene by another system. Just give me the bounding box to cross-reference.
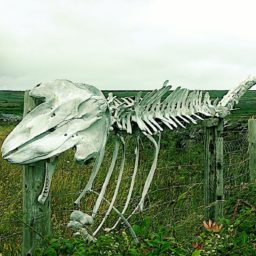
[204,118,224,221]
[22,91,51,256]
[249,118,256,183]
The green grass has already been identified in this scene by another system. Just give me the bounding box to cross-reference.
[0,90,255,117]
[210,90,256,117]
[0,88,255,254]
[0,119,251,255]
[0,90,24,116]
[106,90,256,118]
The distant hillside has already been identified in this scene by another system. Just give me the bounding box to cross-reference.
[0,90,255,118]
[0,90,24,116]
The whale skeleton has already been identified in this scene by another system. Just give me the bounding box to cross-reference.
[2,77,256,241]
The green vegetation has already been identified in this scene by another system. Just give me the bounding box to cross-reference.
[35,226,188,255]
[209,90,256,117]
[0,88,255,255]
[0,90,24,116]
[0,90,255,117]
[0,119,254,255]
[32,185,256,255]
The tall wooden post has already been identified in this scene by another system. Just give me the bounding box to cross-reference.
[22,91,51,256]
[204,118,224,221]
[249,118,256,183]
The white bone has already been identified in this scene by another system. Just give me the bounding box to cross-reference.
[2,80,110,164]
[93,136,126,236]
[2,77,256,240]
[92,138,120,218]
[67,220,84,230]
[38,159,56,204]
[108,135,140,231]
[89,189,138,243]
[217,76,256,117]
[128,133,161,220]
[74,132,107,206]
[70,210,93,225]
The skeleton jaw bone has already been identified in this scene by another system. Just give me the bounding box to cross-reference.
[37,158,56,204]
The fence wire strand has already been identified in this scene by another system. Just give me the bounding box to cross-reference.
[0,119,251,254]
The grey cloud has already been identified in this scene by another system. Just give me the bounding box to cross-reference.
[0,0,256,91]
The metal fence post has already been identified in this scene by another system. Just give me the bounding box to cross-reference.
[22,91,51,255]
[249,118,256,183]
[204,118,224,221]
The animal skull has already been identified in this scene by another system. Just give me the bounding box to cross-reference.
[2,79,110,164]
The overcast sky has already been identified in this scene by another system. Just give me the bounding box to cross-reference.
[1,0,256,91]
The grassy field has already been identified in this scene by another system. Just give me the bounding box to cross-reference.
[0,124,204,254]
[0,119,253,254]
[0,89,255,117]
[0,89,255,255]
[0,90,24,116]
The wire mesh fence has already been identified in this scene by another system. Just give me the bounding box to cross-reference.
[0,117,251,254]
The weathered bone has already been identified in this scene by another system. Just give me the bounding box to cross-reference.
[216,76,256,117]
[106,135,140,232]
[74,131,108,207]
[70,210,93,225]
[93,136,126,236]
[88,189,139,243]
[92,137,120,218]
[2,80,110,164]
[67,211,95,243]
[127,133,161,220]
[110,77,256,135]
[2,80,110,205]
[38,158,57,204]
[2,77,256,240]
